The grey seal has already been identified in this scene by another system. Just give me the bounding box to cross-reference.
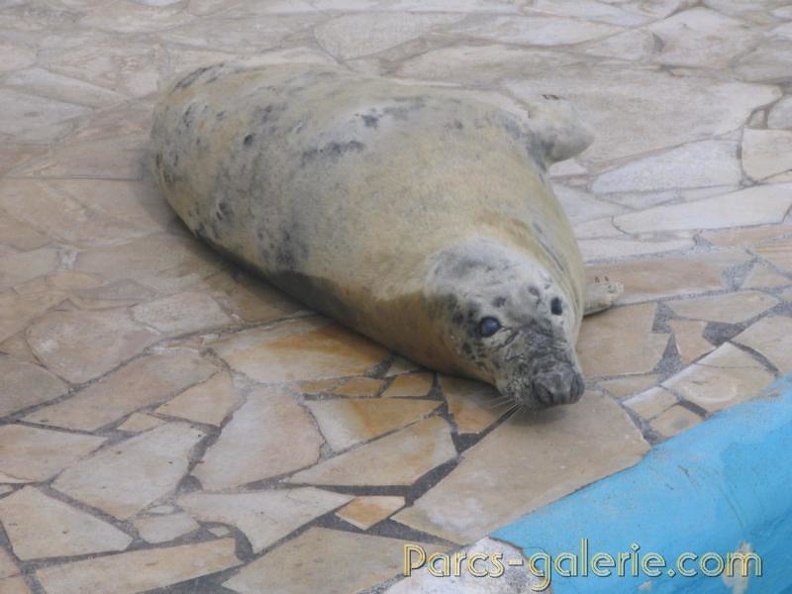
[151,63,621,408]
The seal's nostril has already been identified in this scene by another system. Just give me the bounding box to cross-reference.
[570,374,585,400]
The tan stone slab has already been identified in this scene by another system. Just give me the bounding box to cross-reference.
[13,139,146,181]
[650,405,702,439]
[70,279,158,310]
[598,374,660,400]
[193,386,323,489]
[648,7,763,69]
[613,185,792,233]
[212,317,388,383]
[0,248,59,291]
[382,373,435,398]
[80,1,194,33]
[25,308,159,384]
[0,292,68,345]
[0,180,153,249]
[701,225,792,248]
[386,536,551,594]
[742,263,790,288]
[0,89,91,143]
[307,399,440,451]
[133,513,200,544]
[74,234,223,294]
[131,291,231,336]
[0,216,48,252]
[203,271,304,324]
[0,576,30,594]
[53,423,206,520]
[337,496,405,530]
[577,303,669,377]
[592,139,742,194]
[25,350,217,431]
[585,251,750,304]
[35,538,240,594]
[116,413,165,433]
[669,320,715,364]
[224,527,441,594]
[0,424,105,483]
[392,391,649,543]
[0,548,18,579]
[440,375,504,434]
[579,236,695,262]
[47,272,103,291]
[623,387,678,421]
[662,344,775,413]
[450,15,619,46]
[742,129,792,181]
[316,13,461,60]
[156,371,242,426]
[386,355,423,376]
[289,416,456,487]
[733,316,792,373]
[755,238,792,273]
[332,377,383,397]
[0,357,68,418]
[180,488,352,553]
[0,487,132,560]
[5,67,126,108]
[667,291,779,324]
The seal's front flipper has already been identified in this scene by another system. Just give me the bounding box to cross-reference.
[584,281,623,316]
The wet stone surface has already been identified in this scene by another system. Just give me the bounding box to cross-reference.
[0,1,789,592]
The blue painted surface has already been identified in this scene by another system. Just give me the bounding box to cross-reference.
[493,374,792,594]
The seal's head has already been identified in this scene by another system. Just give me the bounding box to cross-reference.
[426,239,584,409]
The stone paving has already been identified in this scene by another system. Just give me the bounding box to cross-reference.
[1,0,791,592]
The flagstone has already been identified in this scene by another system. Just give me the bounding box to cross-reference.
[35,538,240,594]
[578,236,695,262]
[132,513,200,544]
[307,399,440,451]
[180,488,352,553]
[0,89,90,143]
[701,225,792,248]
[155,371,242,426]
[613,184,792,233]
[0,576,30,594]
[734,39,792,83]
[332,377,384,397]
[449,15,620,46]
[0,425,105,483]
[288,417,456,487]
[662,344,774,412]
[623,387,678,421]
[337,496,406,530]
[4,68,126,108]
[26,308,159,384]
[592,139,742,194]
[193,386,324,489]
[598,374,660,400]
[224,528,441,594]
[582,28,657,60]
[648,7,763,68]
[0,487,132,560]
[386,355,423,376]
[755,238,792,273]
[741,263,790,288]
[53,423,206,519]
[742,129,792,181]
[212,317,388,383]
[0,215,49,252]
[131,291,231,336]
[381,373,435,398]
[392,391,648,543]
[650,405,702,439]
[768,96,792,129]
[577,303,669,377]
[0,357,68,418]
[24,350,217,431]
[116,413,165,433]
[554,184,626,225]
[203,270,304,324]
[585,251,750,304]
[440,375,505,434]
[669,320,716,364]
[666,291,778,324]
[733,315,792,373]
[0,248,59,291]
[315,13,461,60]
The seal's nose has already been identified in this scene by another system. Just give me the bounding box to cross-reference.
[531,365,585,406]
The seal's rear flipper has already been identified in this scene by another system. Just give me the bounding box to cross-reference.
[584,281,623,316]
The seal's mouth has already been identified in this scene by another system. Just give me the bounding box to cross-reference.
[497,354,585,409]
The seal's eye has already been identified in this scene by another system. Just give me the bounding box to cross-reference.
[478,317,501,338]
[551,297,563,316]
